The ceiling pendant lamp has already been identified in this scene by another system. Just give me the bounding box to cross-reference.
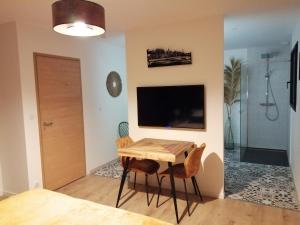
[52,0,105,37]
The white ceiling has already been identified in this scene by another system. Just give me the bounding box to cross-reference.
[0,0,300,48]
[0,0,300,35]
[225,10,300,50]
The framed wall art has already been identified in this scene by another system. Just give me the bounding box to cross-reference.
[147,48,192,68]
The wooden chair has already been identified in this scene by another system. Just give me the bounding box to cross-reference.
[157,143,206,216]
[116,136,160,207]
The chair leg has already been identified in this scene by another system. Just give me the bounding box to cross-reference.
[183,179,191,216]
[145,174,150,206]
[134,172,137,189]
[191,177,198,196]
[193,177,203,201]
[156,172,160,186]
[156,175,165,208]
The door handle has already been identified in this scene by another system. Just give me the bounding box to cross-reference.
[43,122,53,127]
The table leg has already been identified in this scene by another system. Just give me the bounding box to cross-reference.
[116,157,130,208]
[168,162,179,224]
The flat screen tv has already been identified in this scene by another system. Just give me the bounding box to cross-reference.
[137,85,205,129]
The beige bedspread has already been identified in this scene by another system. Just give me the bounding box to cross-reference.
[0,189,172,225]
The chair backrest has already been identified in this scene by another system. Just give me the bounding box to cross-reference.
[116,136,134,148]
[118,121,129,137]
[184,143,206,178]
[116,136,134,167]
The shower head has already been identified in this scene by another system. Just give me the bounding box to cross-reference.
[261,52,279,59]
[262,52,278,78]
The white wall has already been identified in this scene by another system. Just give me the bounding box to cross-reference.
[0,22,29,194]
[247,46,290,150]
[290,19,300,198]
[15,22,127,189]
[126,16,224,198]
[224,49,247,146]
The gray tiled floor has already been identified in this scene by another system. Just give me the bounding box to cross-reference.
[225,148,300,210]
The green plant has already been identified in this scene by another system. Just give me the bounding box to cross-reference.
[224,58,241,149]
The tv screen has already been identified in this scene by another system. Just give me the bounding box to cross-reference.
[137,85,205,129]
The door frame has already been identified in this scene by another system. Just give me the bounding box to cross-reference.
[33,52,86,189]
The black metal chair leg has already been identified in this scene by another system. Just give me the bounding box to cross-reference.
[116,157,130,208]
[183,179,191,216]
[156,175,165,208]
[145,174,150,206]
[134,172,137,189]
[193,177,203,201]
[168,162,179,224]
[191,177,198,196]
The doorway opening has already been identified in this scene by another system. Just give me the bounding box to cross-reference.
[224,11,300,210]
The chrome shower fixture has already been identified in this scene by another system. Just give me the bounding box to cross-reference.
[260,52,278,59]
[259,52,280,121]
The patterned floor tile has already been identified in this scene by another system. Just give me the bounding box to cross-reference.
[225,148,300,211]
[94,158,123,179]
[94,148,300,210]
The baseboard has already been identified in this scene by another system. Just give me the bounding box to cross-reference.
[218,191,225,199]
[0,190,16,200]
[89,165,103,175]
[3,190,16,196]
[89,158,120,175]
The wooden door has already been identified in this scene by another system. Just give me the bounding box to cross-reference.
[34,53,86,190]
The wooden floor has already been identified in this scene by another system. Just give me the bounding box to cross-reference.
[58,175,300,225]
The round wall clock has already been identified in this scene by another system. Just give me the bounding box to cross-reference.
[106,71,122,97]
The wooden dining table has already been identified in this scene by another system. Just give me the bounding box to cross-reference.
[116,138,195,224]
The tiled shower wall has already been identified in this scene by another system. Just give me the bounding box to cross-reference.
[225,45,290,151]
[247,46,290,150]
